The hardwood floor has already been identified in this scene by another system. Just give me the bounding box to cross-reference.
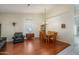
[0,38,70,55]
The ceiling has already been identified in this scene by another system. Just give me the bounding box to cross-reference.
[0,4,57,14]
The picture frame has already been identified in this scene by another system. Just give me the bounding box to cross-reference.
[61,24,66,28]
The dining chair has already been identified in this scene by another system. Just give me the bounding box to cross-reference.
[39,31,47,42]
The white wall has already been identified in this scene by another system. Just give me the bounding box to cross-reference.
[0,13,43,42]
[74,5,79,16]
[0,5,74,45]
[46,5,74,44]
[74,5,79,36]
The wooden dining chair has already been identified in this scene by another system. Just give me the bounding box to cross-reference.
[39,31,47,42]
[47,31,57,42]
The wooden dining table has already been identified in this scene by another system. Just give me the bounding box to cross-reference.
[40,31,57,43]
[46,33,57,43]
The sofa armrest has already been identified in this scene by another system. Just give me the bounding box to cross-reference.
[0,37,7,48]
[0,40,3,42]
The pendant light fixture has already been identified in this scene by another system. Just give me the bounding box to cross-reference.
[40,8,47,32]
[44,8,46,32]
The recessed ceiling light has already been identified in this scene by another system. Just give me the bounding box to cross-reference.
[27,4,30,6]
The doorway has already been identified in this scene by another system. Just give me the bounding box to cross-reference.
[74,16,79,54]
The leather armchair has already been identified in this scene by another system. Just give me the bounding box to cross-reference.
[12,32,24,44]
